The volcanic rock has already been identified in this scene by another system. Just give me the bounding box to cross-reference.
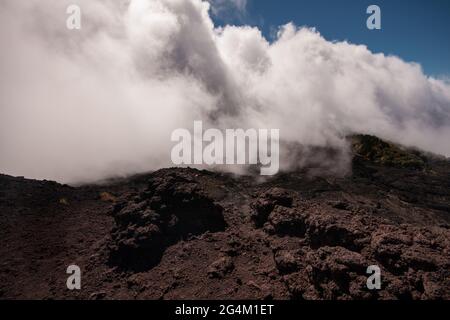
[1,136,449,300]
[108,170,227,271]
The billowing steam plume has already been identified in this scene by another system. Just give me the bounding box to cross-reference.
[1,0,450,183]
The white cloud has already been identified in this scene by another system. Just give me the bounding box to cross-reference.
[1,0,449,183]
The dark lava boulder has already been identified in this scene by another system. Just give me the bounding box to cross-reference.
[251,187,450,300]
[109,170,227,271]
[251,188,296,227]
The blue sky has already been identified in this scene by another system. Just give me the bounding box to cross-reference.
[212,0,450,77]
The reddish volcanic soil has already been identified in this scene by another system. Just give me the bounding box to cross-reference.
[1,143,449,300]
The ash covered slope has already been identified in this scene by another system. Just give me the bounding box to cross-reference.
[0,136,449,300]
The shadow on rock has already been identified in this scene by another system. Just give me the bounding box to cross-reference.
[108,170,227,272]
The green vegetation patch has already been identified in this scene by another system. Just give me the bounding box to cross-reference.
[351,135,426,169]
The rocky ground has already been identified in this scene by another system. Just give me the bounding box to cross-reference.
[0,136,449,300]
